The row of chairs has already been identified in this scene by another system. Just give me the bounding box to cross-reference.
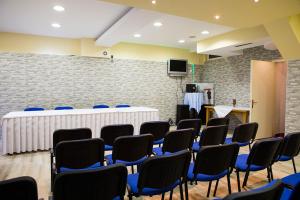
[24,104,130,111]
[2,151,300,200]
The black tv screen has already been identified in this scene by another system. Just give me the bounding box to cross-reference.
[168,59,187,76]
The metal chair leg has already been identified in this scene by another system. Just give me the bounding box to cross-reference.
[179,183,184,200]
[236,170,241,192]
[227,173,232,194]
[185,181,189,200]
[248,144,251,151]
[213,180,219,197]
[207,181,212,197]
[169,189,173,200]
[131,166,134,174]
[292,158,297,174]
[267,167,271,182]
[270,166,274,180]
[128,194,133,200]
[192,152,196,162]
[161,193,165,200]
[242,170,250,188]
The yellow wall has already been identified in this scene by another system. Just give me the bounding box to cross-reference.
[289,14,300,44]
[0,32,207,65]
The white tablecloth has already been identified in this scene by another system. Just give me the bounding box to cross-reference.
[1,107,159,154]
[183,93,204,112]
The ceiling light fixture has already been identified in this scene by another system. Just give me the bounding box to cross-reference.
[53,5,65,12]
[178,40,185,43]
[201,30,210,35]
[153,22,163,27]
[254,0,259,2]
[214,15,220,20]
[151,0,156,4]
[134,34,141,38]
[51,23,61,28]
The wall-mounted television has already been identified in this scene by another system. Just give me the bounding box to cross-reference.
[167,59,188,76]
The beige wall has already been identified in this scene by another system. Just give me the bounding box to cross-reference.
[0,32,207,64]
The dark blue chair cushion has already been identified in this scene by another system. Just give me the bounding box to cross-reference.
[187,163,228,181]
[59,162,102,173]
[225,137,250,147]
[153,147,163,155]
[235,154,265,171]
[278,155,292,162]
[280,188,293,200]
[93,104,109,109]
[153,138,164,145]
[127,173,180,196]
[24,107,45,111]
[192,142,201,152]
[55,106,73,110]
[106,154,147,166]
[116,104,130,108]
[105,145,113,151]
[282,173,300,188]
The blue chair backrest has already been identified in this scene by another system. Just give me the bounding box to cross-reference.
[24,107,45,111]
[93,104,109,109]
[116,104,130,108]
[55,106,74,110]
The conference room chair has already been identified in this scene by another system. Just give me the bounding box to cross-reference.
[188,143,240,197]
[93,104,109,109]
[0,176,42,200]
[189,108,198,119]
[207,117,230,126]
[192,125,228,161]
[101,124,134,151]
[281,173,300,200]
[24,107,45,111]
[51,138,104,189]
[54,106,74,110]
[50,128,92,190]
[52,164,128,200]
[116,104,130,108]
[225,122,258,150]
[177,118,202,141]
[153,128,194,156]
[221,180,284,200]
[235,137,282,192]
[106,134,153,173]
[140,121,170,146]
[127,150,191,200]
[276,132,300,173]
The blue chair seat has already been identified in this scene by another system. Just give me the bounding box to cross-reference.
[153,147,163,155]
[127,173,180,196]
[278,155,292,162]
[105,145,113,151]
[225,137,250,147]
[24,107,45,111]
[106,154,147,166]
[60,162,102,173]
[281,173,300,200]
[187,163,228,181]
[235,154,265,171]
[153,138,164,145]
[192,142,201,152]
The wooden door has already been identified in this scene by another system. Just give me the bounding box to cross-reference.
[250,60,276,138]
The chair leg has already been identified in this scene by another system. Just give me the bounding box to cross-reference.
[292,158,297,174]
[131,166,134,174]
[192,152,196,162]
[213,180,219,197]
[185,181,189,200]
[207,181,212,197]
[270,166,274,180]
[179,183,184,200]
[227,173,232,194]
[248,144,251,151]
[128,194,133,200]
[242,170,250,188]
[236,170,241,192]
[161,193,165,200]
[169,189,173,200]
[267,168,271,182]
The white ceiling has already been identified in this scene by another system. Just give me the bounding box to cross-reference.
[0,0,129,38]
[0,0,234,50]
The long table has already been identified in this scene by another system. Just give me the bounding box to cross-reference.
[1,107,159,154]
[205,106,250,124]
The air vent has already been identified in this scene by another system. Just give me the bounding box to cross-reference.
[235,43,253,48]
[208,55,222,59]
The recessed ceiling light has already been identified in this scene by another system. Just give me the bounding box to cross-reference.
[254,0,259,2]
[152,0,156,4]
[201,30,210,35]
[51,23,61,28]
[214,15,220,20]
[134,34,141,38]
[178,40,185,43]
[53,5,65,12]
[153,22,163,27]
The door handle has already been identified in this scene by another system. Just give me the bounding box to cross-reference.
[252,99,258,108]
